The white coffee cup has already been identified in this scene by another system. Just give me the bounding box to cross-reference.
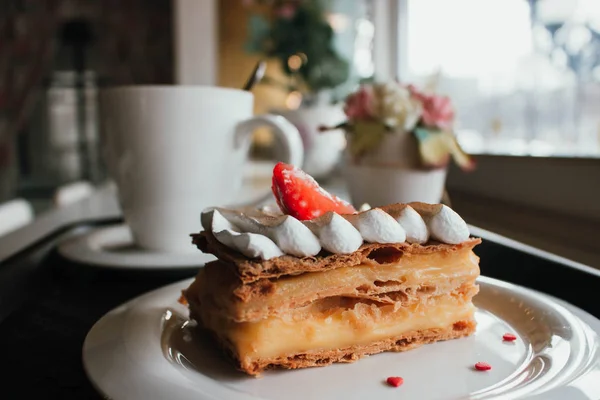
[100,86,303,253]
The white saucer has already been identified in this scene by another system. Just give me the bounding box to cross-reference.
[58,224,216,269]
[58,160,276,270]
[83,276,600,400]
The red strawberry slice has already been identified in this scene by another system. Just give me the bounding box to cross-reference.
[271,162,356,220]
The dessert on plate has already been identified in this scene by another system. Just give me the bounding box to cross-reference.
[183,162,481,376]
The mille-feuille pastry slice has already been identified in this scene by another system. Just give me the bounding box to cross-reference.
[183,162,480,375]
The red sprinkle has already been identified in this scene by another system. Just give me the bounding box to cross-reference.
[386,376,404,387]
[503,333,517,342]
[474,362,492,371]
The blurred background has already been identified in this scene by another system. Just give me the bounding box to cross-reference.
[0,0,599,265]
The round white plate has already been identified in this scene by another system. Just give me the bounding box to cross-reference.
[58,161,275,269]
[58,224,216,269]
[83,276,600,400]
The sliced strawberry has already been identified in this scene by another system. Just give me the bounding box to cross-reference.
[271,162,356,220]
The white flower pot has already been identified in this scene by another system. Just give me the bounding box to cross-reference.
[345,163,447,207]
[276,105,346,179]
[354,130,421,168]
[344,130,446,206]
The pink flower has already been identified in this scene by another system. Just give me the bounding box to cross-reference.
[409,85,454,130]
[343,86,375,121]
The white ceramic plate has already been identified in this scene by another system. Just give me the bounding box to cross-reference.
[83,276,600,400]
[58,161,275,270]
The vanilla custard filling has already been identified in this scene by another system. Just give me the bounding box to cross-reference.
[201,248,480,321]
[254,249,479,303]
[201,293,475,360]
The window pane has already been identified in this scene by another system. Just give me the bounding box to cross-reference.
[404,0,600,156]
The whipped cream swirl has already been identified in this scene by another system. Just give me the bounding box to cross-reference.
[201,202,470,260]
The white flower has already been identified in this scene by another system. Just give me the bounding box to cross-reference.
[372,83,422,131]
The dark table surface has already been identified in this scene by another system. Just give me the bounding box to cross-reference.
[0,220,599,399]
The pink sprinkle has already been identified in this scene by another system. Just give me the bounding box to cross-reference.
[386,376,404,387]
[503,333,517,342]
[474,362,491,371]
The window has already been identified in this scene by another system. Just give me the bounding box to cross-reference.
[398,0,600,157]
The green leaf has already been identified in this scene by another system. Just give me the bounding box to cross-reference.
[443,131,476,171]
[348,121,386,158]
[413,128,475,170]
[413,127,434,142]
[245,15,271,53]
